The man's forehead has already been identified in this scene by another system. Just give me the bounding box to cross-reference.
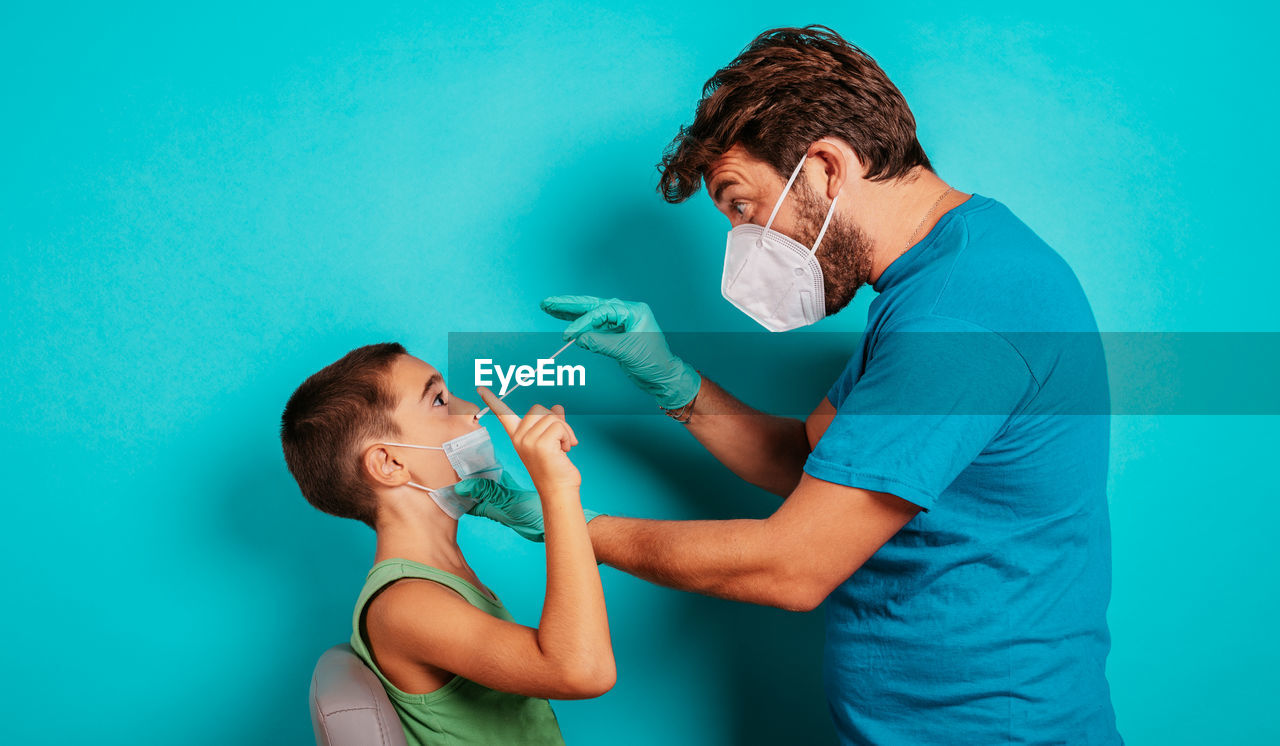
[707,144,757,180]
[706,145,775,195]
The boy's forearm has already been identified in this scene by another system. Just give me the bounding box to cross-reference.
[587,514,803,610]
[682,378,810,497]
[536,484,614,684]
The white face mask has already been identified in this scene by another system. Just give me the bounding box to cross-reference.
[379,428,504,519]
[721,154,842,332]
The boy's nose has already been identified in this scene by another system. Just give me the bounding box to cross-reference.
[450,398,480,418]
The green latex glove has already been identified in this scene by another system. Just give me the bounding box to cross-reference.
[457,473,601,544]
[540,295,701,410]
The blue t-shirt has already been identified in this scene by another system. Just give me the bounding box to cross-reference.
[804,194,1120,744]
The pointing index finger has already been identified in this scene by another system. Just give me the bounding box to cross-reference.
[476,387,521,436]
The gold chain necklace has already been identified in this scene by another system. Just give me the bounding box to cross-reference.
[906,186,955,249]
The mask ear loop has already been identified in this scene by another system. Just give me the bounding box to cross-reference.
[378,441,444,450]
[763,154,809,233]
[378,442,456,497]
[762,153,842,257]
[809,192,841,256]
[401,481,472,520]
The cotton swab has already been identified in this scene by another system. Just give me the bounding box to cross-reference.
[473,337,578,420]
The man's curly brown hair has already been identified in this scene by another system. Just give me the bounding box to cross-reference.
[657,25,932,203]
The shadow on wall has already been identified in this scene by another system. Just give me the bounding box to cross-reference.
[213,392,375,745]
[527,145,732,327]
[594,418,840,746]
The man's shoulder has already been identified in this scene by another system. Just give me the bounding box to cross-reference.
[931,197,1097,335]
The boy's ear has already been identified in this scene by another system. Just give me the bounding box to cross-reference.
[363,445,409,488]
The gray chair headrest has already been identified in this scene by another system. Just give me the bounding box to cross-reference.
[309,643,409,746]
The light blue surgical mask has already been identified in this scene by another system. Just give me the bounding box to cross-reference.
[379,427,504,519]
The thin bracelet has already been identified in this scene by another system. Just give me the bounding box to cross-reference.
[661,388,699,423]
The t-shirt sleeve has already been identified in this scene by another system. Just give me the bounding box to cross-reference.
[804,315,1036,510]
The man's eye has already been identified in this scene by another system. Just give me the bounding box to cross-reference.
[732,201,748,216]
[433,393,447,407]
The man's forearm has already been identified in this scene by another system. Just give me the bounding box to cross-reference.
[587,514,808,611]
[681,377,810,497]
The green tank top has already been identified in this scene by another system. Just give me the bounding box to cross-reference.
[350,558,565,746]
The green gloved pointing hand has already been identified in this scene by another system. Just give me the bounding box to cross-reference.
[540,295,701,410]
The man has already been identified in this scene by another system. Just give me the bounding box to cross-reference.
[479,26,1120,743]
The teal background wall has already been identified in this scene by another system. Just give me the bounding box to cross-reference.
[3,2,1277,743]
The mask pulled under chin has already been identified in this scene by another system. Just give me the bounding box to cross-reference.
[379,427,505,520]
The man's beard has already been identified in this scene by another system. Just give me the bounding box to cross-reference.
[792,177,873,316]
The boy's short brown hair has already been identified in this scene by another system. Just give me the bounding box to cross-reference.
[280,343,406,529]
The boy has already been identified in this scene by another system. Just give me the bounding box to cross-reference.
[281,343,614,745]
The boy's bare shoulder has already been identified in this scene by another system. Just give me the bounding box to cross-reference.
[365,578,471,691]
[369,577,473,631]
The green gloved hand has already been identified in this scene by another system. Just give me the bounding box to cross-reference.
[540,295,701,410]
[457,472,601,544]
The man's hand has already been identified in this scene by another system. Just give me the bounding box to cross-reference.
[458,473,549,542]
[459,388,601,542]
[541,295,701,410]
[459,473,603,543]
